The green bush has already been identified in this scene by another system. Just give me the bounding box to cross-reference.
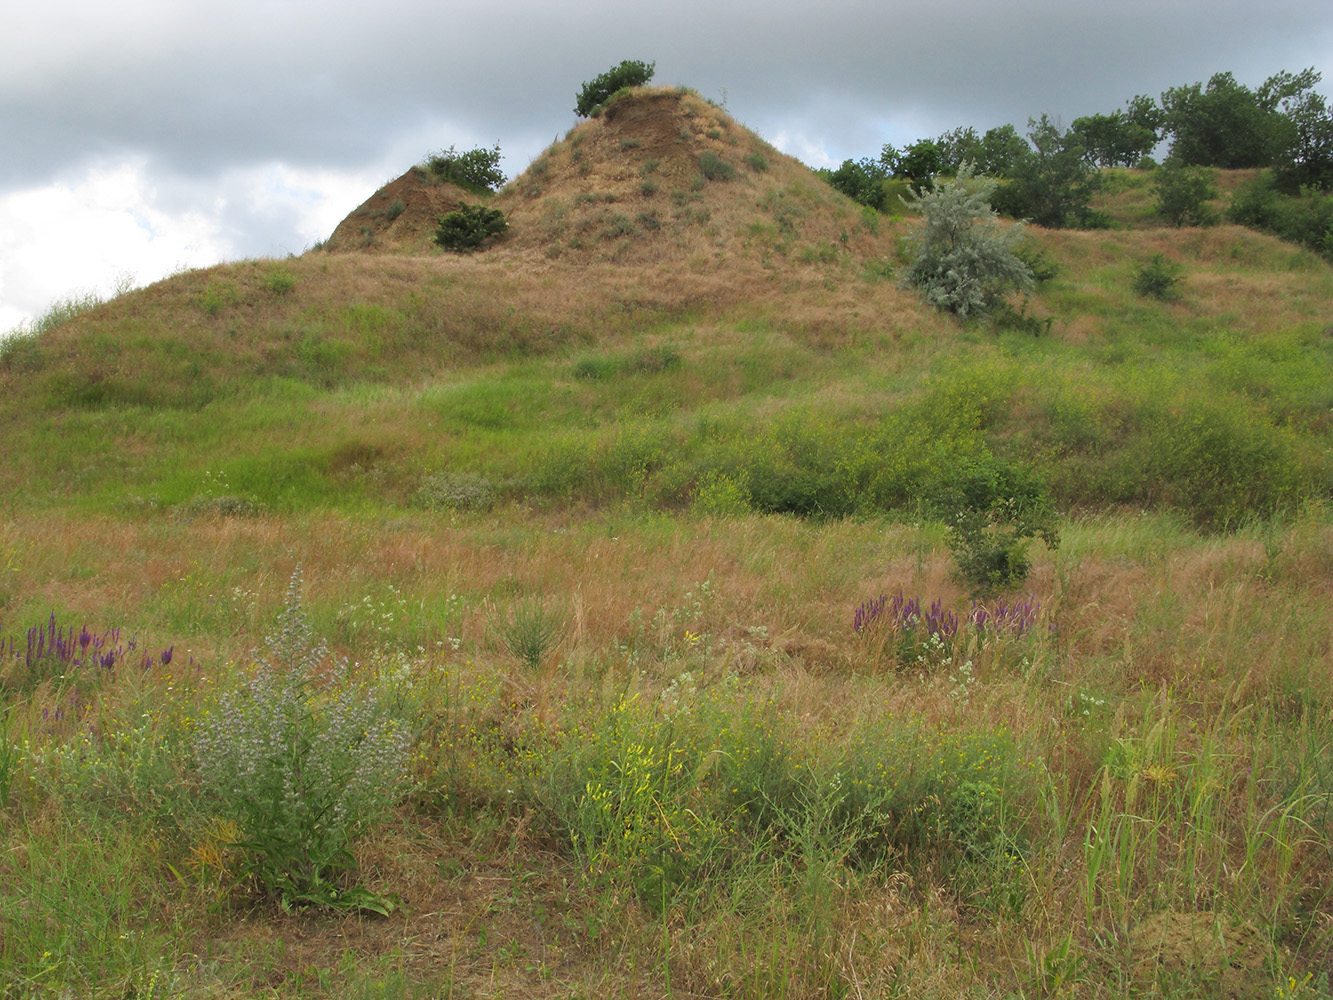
[1153,158,1218,226]
[927,454,1060,593]
[903,165,1035,317]
[1140,396,1312,530]
[434,204,508,253]
[991,116,1105,229]
[744,150,769,172]
[422,144,506,193]
[574,59,655,117]
[699,151,735,181]
[1132,253,1184,300]
[1229,173,1333,257]
[818,158,889,209]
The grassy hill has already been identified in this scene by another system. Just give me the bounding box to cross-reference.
[2,86,1333,998]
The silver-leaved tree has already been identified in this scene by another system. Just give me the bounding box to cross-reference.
[903,163,1034,317]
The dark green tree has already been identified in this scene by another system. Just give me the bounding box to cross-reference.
[1260,69,1333,191]
[978,125,1028,177]
[819,158,890,210]
[1153,158,1218,226]
[1070,109,1158,167]
[574,60,656,117]
[422,145,506,193]
[992,116,1104,228]
[934,127,985,175]
[883,138,944,186]
[434,204,508,252]
[1161,72,1279,168]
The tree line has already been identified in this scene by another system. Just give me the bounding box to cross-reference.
[818,68,1333,246]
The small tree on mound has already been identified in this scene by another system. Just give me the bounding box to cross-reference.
[422,144,506,193]
[575,60,655,117]
[903,164,1034,317]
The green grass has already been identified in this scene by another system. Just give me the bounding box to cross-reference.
[3,168,1333,998]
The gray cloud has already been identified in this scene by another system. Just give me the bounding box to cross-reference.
[2,0,1330,320]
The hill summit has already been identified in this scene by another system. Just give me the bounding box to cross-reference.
[324,87,889,268]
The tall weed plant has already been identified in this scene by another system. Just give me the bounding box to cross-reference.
[194,570,410,912]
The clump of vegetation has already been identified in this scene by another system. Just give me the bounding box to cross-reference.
[574,59,655,117]
[413,471,497,512]
[421,144,506,193]
[699,151,735,181]
[193,571,409,913]
[1153,158,1218,226]
[573,344,681,380]
[927,455,1060,593]
[434,204,508,253]
[1132,253,1185,299]
[991,116,1107,228]
[1229,172,1333,257]
[818,158,890,209]
[262,268,296,295]
[490,598,565,670]
[903,165,1034,316]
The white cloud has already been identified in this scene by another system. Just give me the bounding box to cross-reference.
[0,161,227,326]
[771,130,837,170]
[0,158,389,327]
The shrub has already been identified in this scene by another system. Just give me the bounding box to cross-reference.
[699,151,735,181]
[262,268,296,295]
[744,150,769,172]
[194,570,410,912]
[903,165,1034,317]
[422,144,506,193]
[1132,253,1184,300]
[927,454,1059,593]
[434,204,508,253]
[1229,173,1333,257]
[1153,158,1217,226]
[819,158,889,209]
[385,199,405,221]
[574,60,655,117]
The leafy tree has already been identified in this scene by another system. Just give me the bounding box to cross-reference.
[1260,69,1333,191]
[992,116,1104,228]
[1153,158,1217,226]
[902,164,1034,317]
[819,158,890,210]
[574,60,655,117]
[1161,72,1280,168]
[422,145,506,193]
[1070,109,1158,167]
[1229,173,1333,257]
[935,127,985,175]
[978,125,1028,177]
[883,138,943,186]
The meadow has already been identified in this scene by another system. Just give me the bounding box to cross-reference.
[2,90,1333,998]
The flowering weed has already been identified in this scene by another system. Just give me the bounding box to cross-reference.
[194,569,410,912]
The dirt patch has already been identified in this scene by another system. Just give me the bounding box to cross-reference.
[1130,910,1266,997]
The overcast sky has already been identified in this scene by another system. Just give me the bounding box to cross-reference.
[2,0,1330,330]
